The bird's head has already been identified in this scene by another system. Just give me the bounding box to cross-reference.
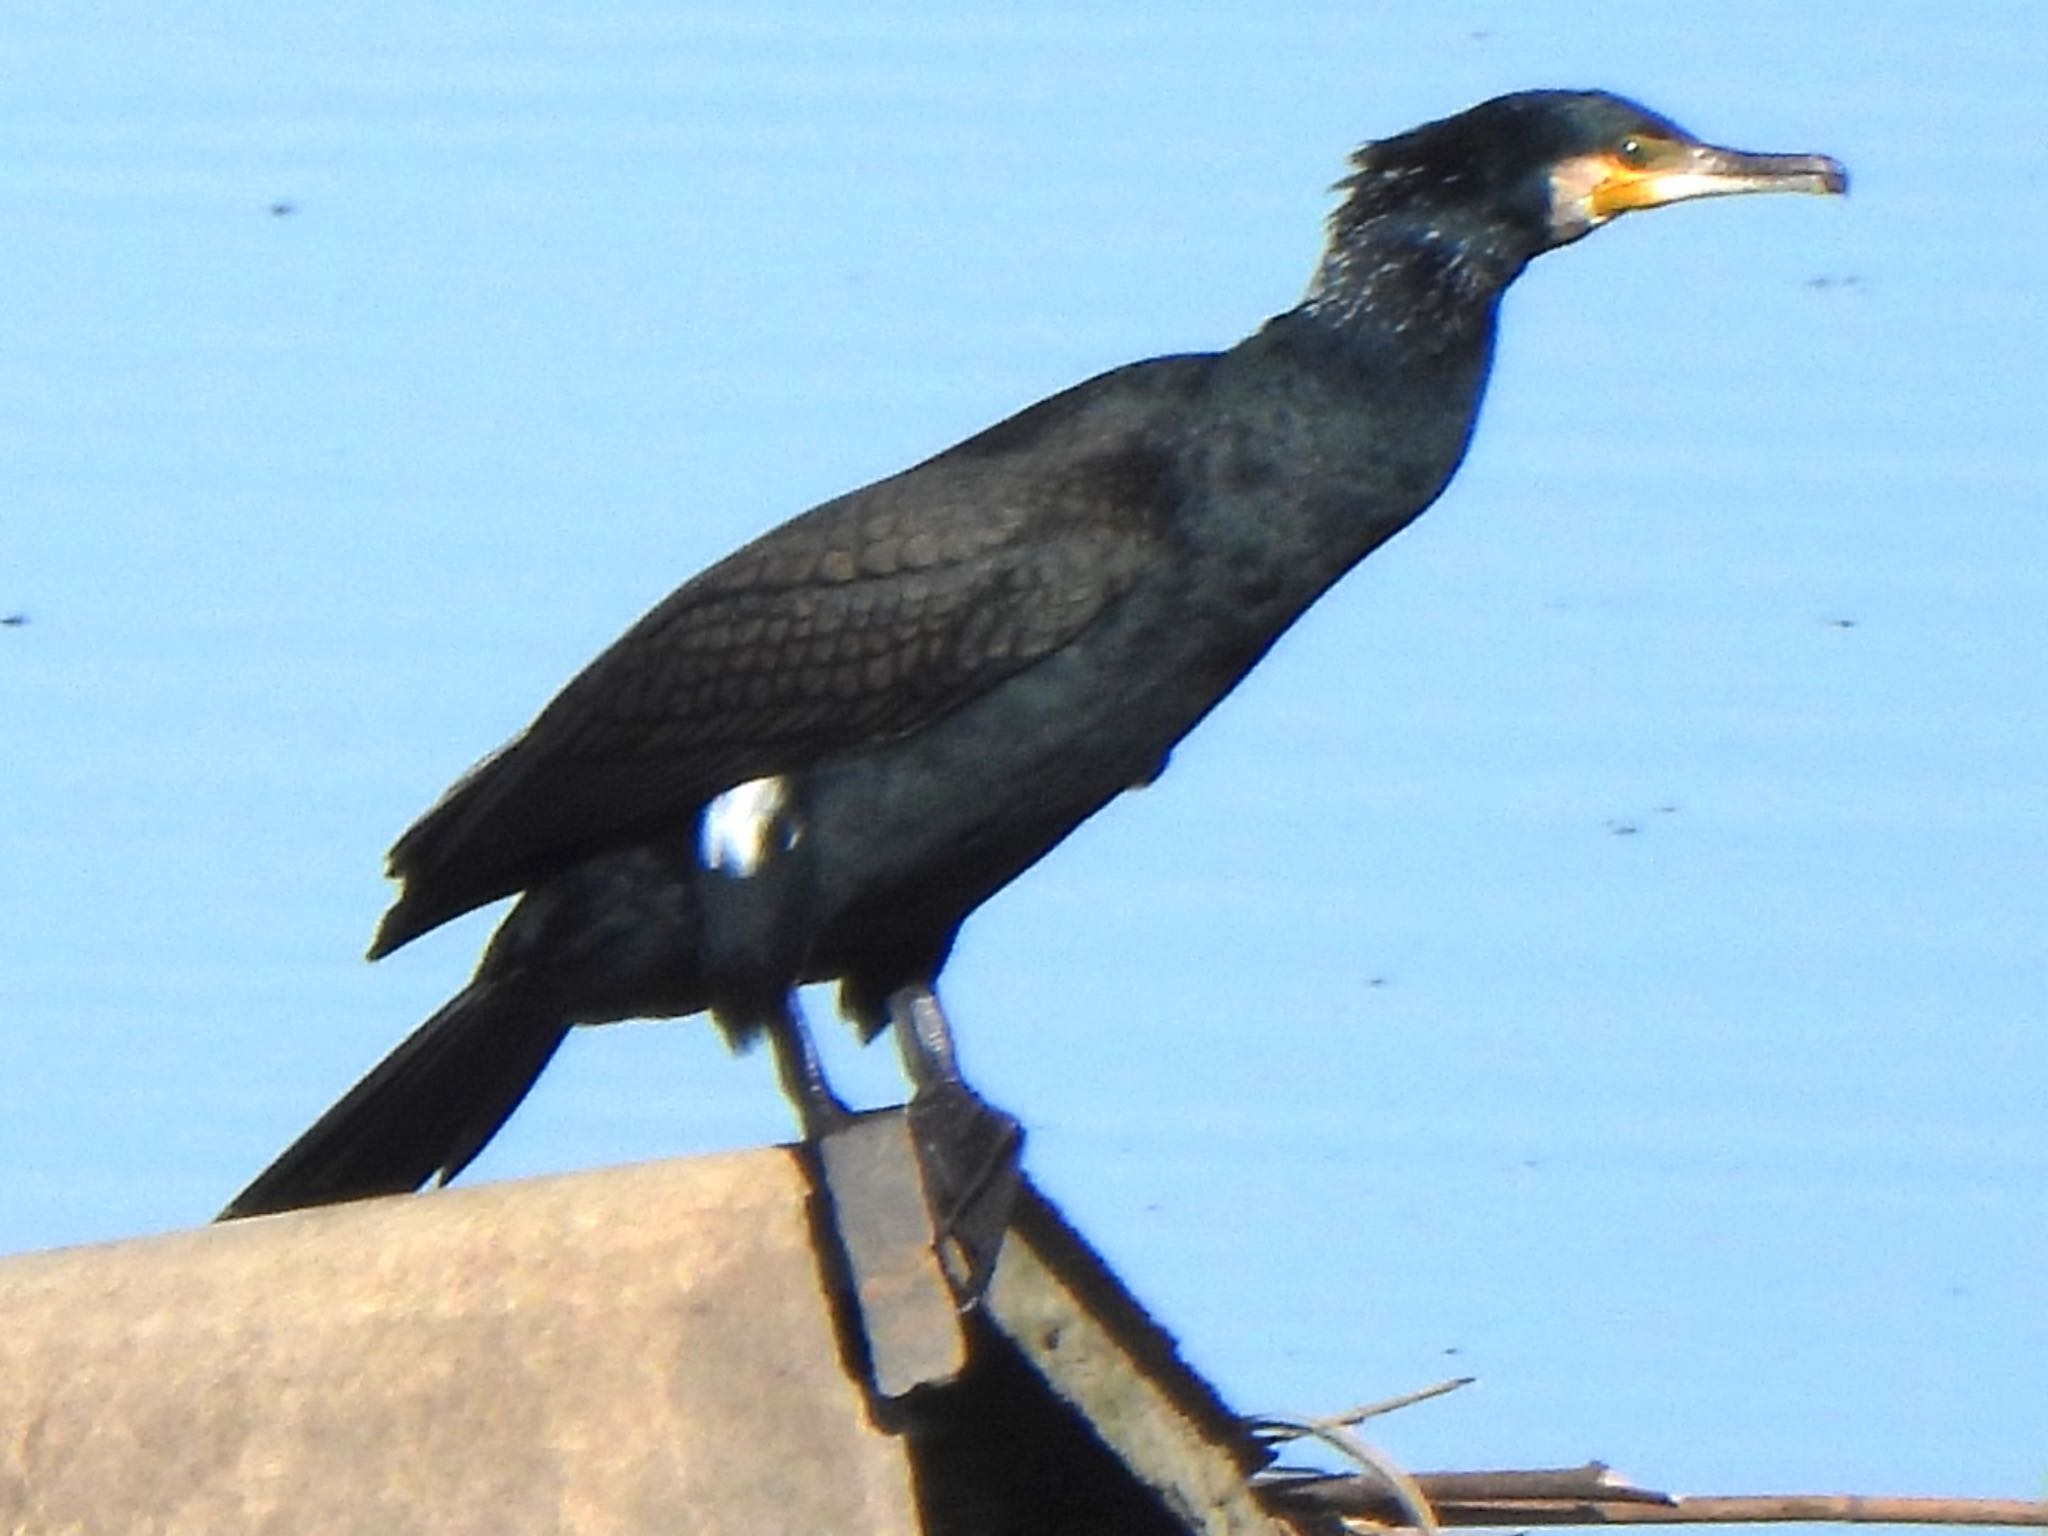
[1332,89,1848,266]
[1528,91,1848,245]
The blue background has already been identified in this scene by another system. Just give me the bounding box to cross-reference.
[4,1,2042,1509]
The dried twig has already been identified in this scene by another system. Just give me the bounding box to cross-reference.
[1580,1495,2048,1526]
[1249,1415,1442,1536]
[1320,1377,1479,1428]
[1260,1469,2048,1531]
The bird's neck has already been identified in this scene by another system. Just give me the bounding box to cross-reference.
[1174,219,1519,612]
[1300,210,1529,347]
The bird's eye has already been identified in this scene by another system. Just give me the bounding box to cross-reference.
[1615,136,1652,168]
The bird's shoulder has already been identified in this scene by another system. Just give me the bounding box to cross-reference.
[551,351,1223,748]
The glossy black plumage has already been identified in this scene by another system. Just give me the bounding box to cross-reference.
[368,361,1193,961]
[222,91,1844,1220]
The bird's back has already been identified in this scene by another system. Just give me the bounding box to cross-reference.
[370,352,1224,956]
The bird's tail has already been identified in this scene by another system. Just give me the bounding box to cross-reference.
[217,982,571,1221]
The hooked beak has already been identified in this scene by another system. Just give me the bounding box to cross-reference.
[1550,138,1848,240]
[1591,142,1849,218]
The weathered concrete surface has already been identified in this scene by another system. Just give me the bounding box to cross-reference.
[0,1134,1298,1536]
[0,1147,918,1536]
[816,1112,969,1397]
[986,1188,1290,1536]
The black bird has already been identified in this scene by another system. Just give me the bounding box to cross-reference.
[222,91,1845,1220]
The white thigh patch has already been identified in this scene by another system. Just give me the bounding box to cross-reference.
[698,774,794,877]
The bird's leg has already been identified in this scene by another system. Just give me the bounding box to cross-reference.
[885,984,1022,1302]
[890,982,966,1098]
[763,994,854,1139]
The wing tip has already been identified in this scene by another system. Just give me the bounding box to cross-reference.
[367,894,426,961]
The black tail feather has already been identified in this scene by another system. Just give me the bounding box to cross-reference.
[218,983,571,1221]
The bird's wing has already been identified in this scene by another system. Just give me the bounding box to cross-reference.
[373,355,1214,952]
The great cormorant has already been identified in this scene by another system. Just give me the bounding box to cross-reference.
[222,90,1845,1220]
